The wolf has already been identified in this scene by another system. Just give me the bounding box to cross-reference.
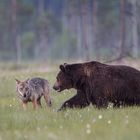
[15,77,52,109]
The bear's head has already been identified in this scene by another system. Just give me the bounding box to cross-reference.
[53,63,74,92]
[53,63,90,92]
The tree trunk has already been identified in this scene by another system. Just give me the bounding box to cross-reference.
[87,0,93,60]
[76,0,83,60]
[119,0,125,59]
[16,35,21,64]
[11,0,21,63]
[131,0,138,58]
[81,0,90,61]
[37,0,47,60]
[93,0,99,60]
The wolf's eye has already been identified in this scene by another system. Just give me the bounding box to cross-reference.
[19,87,23,91]
[25,87,28,91]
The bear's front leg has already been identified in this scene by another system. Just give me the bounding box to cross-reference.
[58,92,90,111]
[95,97,108,109]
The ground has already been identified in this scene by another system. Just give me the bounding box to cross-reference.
[0,61,140,140]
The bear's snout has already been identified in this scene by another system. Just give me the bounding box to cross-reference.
[53,85,58,90]
[53,82,61,92]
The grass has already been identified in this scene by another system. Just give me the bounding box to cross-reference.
[0,65,140,140]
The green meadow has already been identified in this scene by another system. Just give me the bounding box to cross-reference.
[0,63,140,140]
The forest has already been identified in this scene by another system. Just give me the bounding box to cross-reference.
[0,0,139,63]
[1,1,140,140]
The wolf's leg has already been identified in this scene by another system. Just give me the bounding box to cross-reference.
[37,97,42,108]
[32,96,42,109]
[58,92,90,111]
[43,85,52,107]
[22,102,27,110]
[44,93,52,107]
[32,97,36,109]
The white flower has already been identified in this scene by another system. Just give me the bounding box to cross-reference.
[125,115,128,119]
[98,115,102,119]
[125,120,129,124]
[108,120,111,124]
[107,103,113,109]
[92,119,96,123]
[86,129,91,134]
[36,127,40,132]
[48,133,57,140]
[24,135,28,139]
[86,124,91,128]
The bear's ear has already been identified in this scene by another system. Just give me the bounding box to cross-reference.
[60,65,66,72]
[59,63,71,73]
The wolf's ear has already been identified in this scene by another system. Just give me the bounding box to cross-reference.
[25,78,30,83]
[15,79,21,84]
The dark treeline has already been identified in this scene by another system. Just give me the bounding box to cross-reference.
[0,0,139,62]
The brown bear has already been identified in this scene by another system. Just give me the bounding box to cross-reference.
[53,61,140,111]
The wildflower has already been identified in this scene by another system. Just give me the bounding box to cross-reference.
[98,115,102,119]
[125,120,129,124]
[107,103,113,109]
[36,127,40,132]
[86,129,91,134]
[125,115,128,119]
[48,133,57,140]
[86,124,91,128]
[108,120,111,124]
[92,119,96,123]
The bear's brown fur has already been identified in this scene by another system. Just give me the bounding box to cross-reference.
[53,61,140,110]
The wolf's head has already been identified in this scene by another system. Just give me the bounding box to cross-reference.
[15,79,30,98]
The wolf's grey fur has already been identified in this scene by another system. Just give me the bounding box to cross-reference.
[16,77,51,109]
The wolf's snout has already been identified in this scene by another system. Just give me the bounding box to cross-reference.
[48,100,52,107]
[23,94,26,98]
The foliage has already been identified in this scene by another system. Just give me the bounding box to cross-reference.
[0,0,140,61]
[21,31,36,59]
[36,11,62,41]
[50,30,77,59]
